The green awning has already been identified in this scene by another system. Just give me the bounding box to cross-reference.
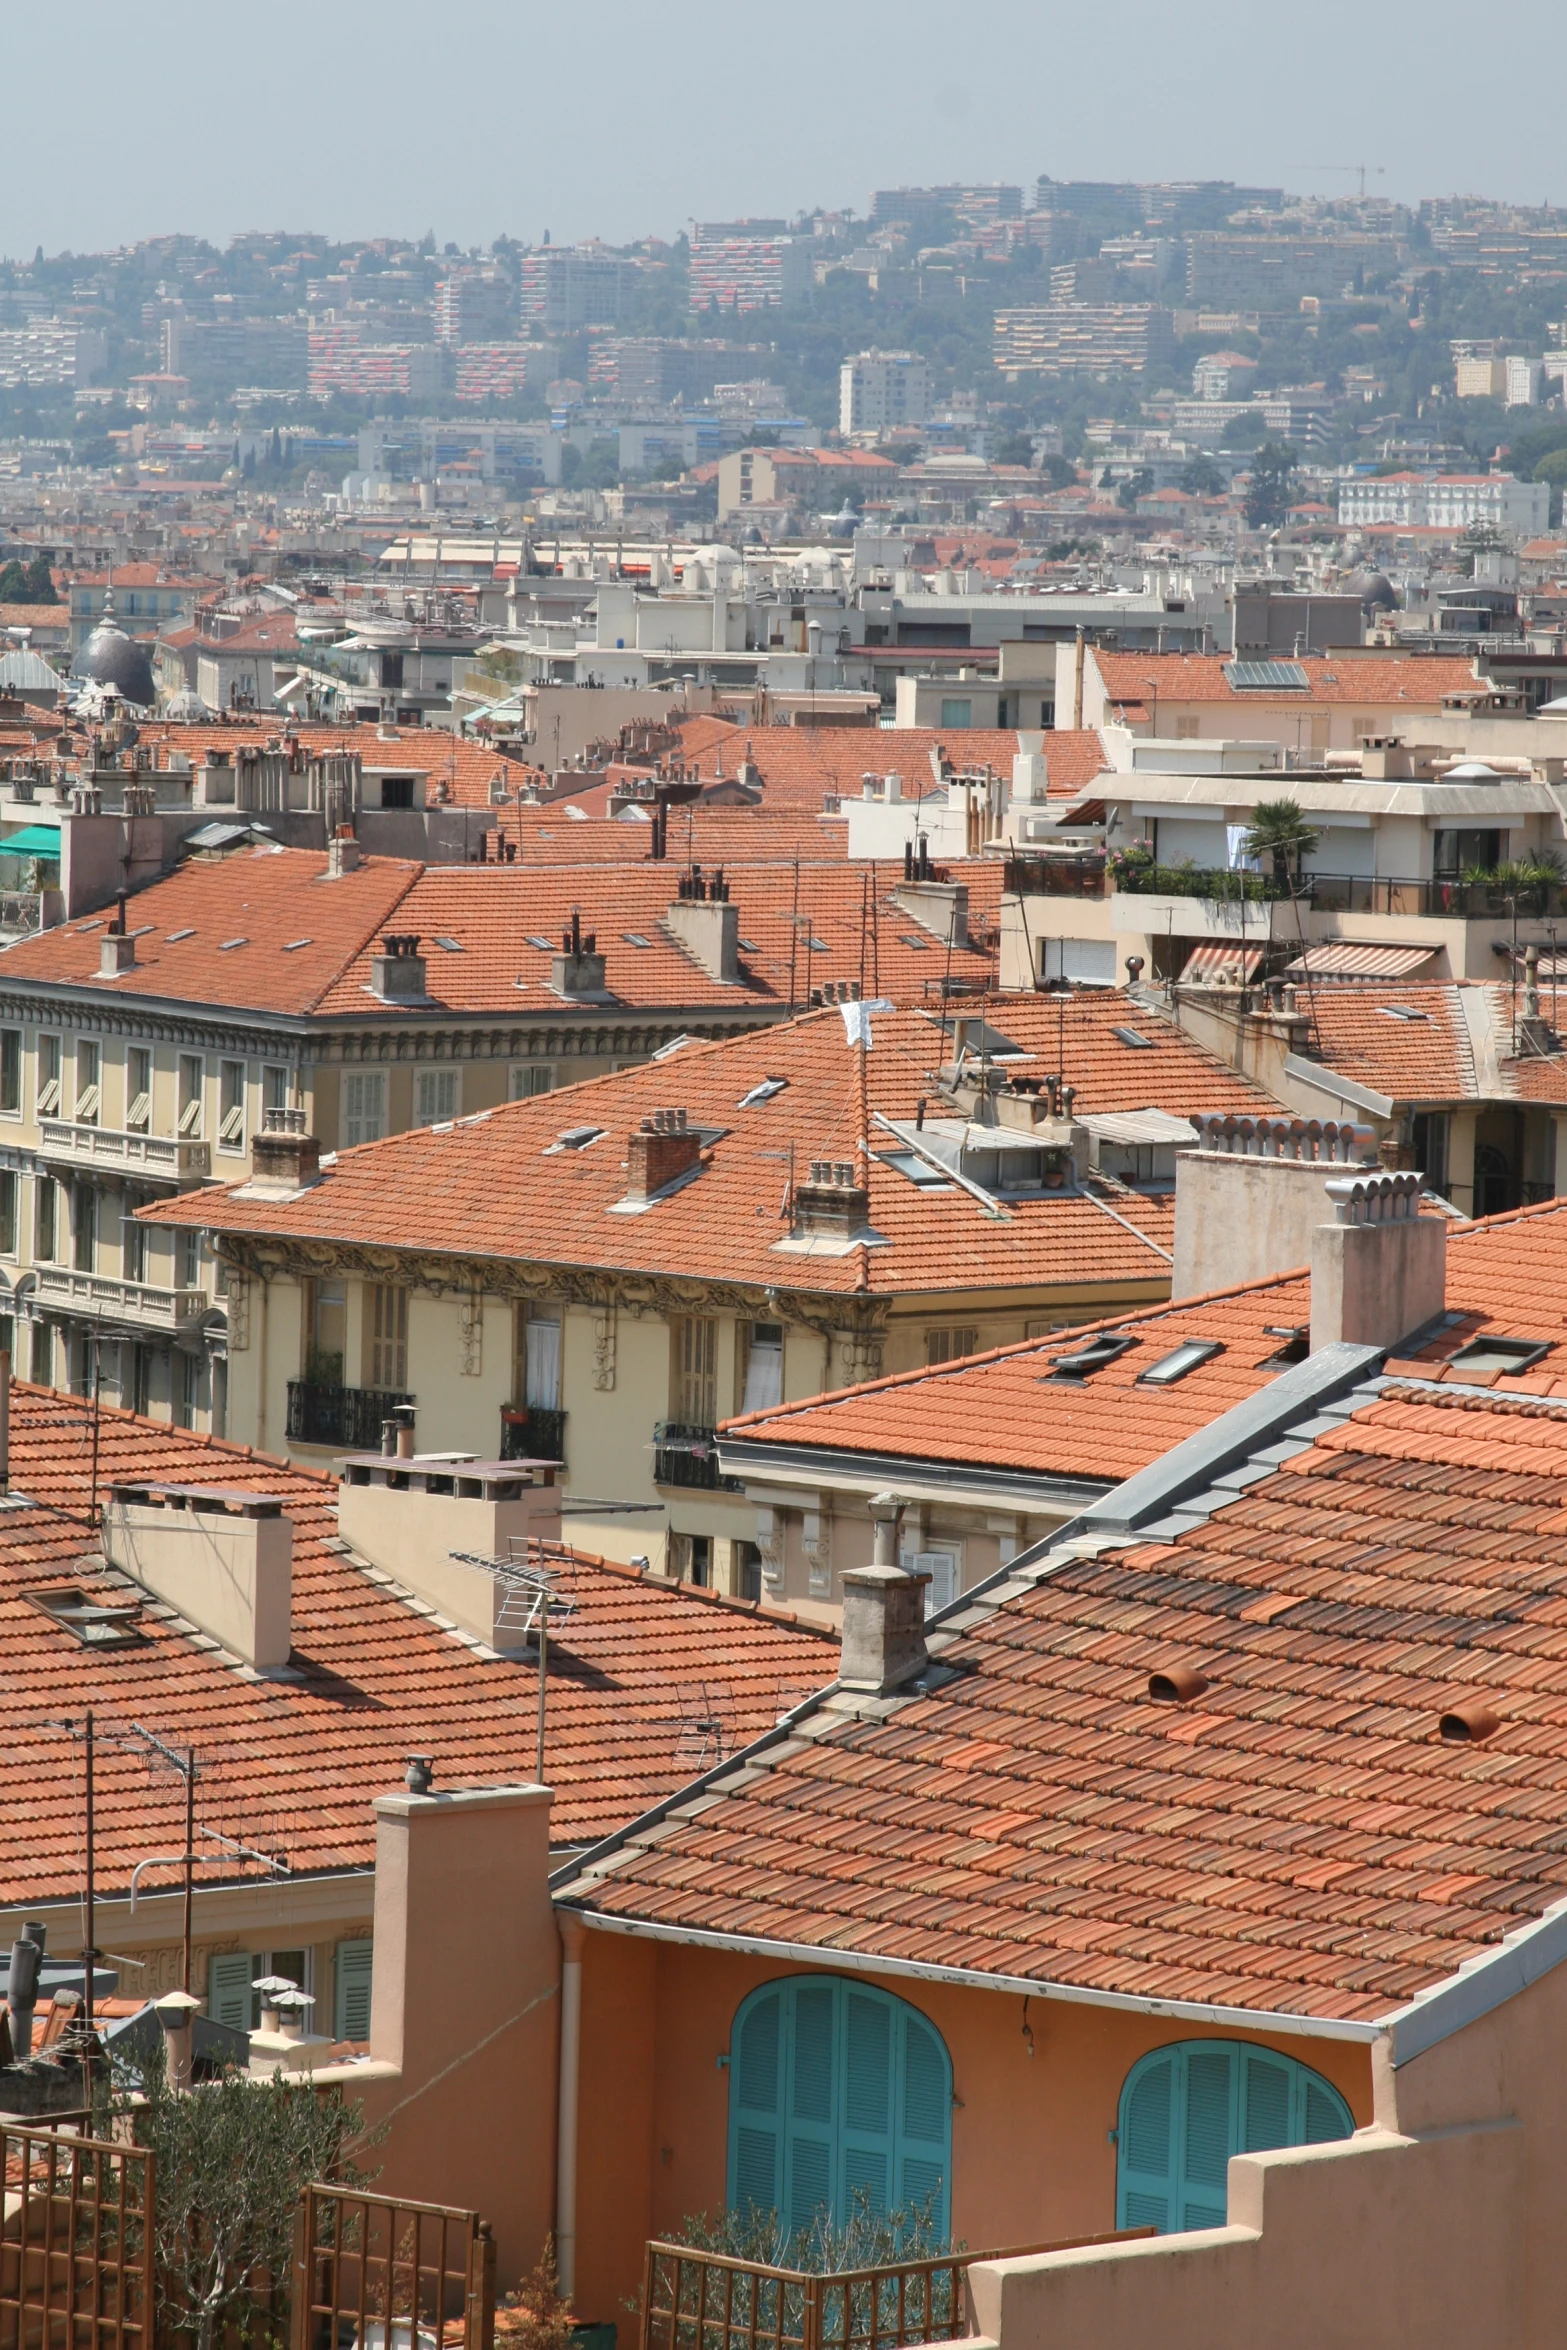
[0,826,62,860]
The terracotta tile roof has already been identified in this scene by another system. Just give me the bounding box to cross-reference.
[567,1372,1567,2023]
[1094,651,1481,709]
[0,847,424,1017]
[670,722,1027,812]
[315,860,1002,1016]
[1306,982,1567,1105]
[162,996,1277,1300]
[504,809,851,865]
[0,1384,836,1903]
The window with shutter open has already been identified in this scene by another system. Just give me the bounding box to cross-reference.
[1116,2040,1353,2236]
[726,1976,951,2238]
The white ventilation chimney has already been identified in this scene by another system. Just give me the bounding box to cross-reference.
[337,1454,563,1653]
[1172,1113,1378,1297]
[102,1481,293,1668]
[1310,1171,1446,1351]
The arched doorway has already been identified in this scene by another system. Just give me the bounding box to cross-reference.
[726,1976,952,2238]
[1117,2039,1353,2235]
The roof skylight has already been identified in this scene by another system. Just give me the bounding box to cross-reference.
[739,1076,788,1107]
[282,937,312,952]
[1138,1338,1223,1385]
[166,928,196,943]
[435,936,464,952]
[549,1124,605,1153]
[622,932,652,948]
[1447,1334,1550,1377]
[26,1585,143,1648]
[1113,1025,1154,1049]
[525,934,554,950]
[875,1147,953,1192]
[1380,1005,1428,1022]
[219,937,248,951]
[1042,1332,1138,1381]
[1223,658,1310,691]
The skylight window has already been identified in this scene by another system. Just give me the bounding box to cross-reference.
[737,937,758,952]
[652,1034,689,1061]
[525,934,554,951]
[282,937,312,952]
[875,1147,953,1192]
[807,937,830,952]
[1262,1324,1308,1366]
[435,936,464,952]
[25,1585,143,1648]
[1042,1332,1138,1381]
[1113,1025,1154,1049]
[1380,1005,1429,1022]
[1447,1334,1551,1377]
[739,1076,789,1108]
[166,928,196,943]
[1138,1339,1223,1385]
[219,937,248,952]
[1223,659,1310,691]
[622,932,652,948]
[900,934,931,951]
[549,1124,604,1153]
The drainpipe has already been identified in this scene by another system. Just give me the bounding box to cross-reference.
[555,1910,586,2300]
[0,1344,10,1494]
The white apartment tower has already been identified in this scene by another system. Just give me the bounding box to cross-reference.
[839,349,930,438]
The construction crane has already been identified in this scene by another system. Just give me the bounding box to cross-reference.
[1298,165,1387,199]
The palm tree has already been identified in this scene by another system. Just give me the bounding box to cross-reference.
[1242,798,1321,885]
[1242,799,1323,1050]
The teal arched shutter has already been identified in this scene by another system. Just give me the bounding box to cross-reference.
[841,1988,894,2212]
[729,1987,785,2221]
[1117,2050,1175,2232]
[1118,2043,1354,2236]
[727,1980,953,2239]
[896,2010,951,2234]
[785,1982,838,2235]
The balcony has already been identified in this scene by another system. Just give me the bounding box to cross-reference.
[37,1121,212,1184]
[653,1421,743,1492]
[33,1266,209,1332]
[1108,864,1567,922]
[286,1380,414,1450]
[500,1404,566,1463]
[1003,854,1108,899]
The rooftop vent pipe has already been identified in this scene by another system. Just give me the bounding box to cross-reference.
[1439,1698,1500,1744]
[7,1922,45,2059]
[1149,1663,1210,1704]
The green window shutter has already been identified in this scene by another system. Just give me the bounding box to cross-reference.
[334,1939,374,2043]
[786,1982,839,2237]
[1119,2043,1355,2237]
[1117,2051,1175,2233]
[207,1950,256,2033]
[729,1987,785,2222]
[841,1989,894,2214]
[895,2009,952,2236]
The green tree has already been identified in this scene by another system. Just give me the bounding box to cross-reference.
[114,2046,370,2350]
[0,560,28,602]
[23,553,56,602]
[1244,440,1298,530]
[1242,797,1320,882]
[1180,456,1224,498]
[1116,467,1153,512]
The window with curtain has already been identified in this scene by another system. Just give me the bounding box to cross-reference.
[415,1068,460,1126]
[127,1047,152,1134]
[1116,2040,1352,2236]
[672,1315,718,1424]
[343,1071,387,1148]
[370,1285,408,1390]
[522,1309,561,1409]
[738,1321,784,1414]
[726,1976,951,2237]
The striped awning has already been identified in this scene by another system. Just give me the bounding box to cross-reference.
[1283,942,1440,981]
[1179,942,1264,984]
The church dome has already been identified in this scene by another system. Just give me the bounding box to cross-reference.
[77,592,155,706]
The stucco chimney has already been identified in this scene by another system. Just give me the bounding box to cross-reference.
[325,827,362,878]
[249,1104,321,1192]
[371,933,429,1002]
[665,865,739,981]
[1172,1113,1378,1296]
[102,1480,294,1669]
[840,1546,929,1695]
[1310,1171,1446,1352]
[551,908,607,999]
[336,1454,563,1653]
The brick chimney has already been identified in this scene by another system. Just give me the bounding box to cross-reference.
[249,1104,321,1192]
[626,1107,703,1201]
[371,933,429,1001]
[551,907,608,999]
[664,864,739,981]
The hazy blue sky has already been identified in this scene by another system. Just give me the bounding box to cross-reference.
[6,0,1560,258]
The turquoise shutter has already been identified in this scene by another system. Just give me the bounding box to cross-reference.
[207,1950,256,2033]
[841,1989,894,2213]
[1179,2046,1233,2230]
[785,1982,838,2237]
[1301,2074,1353,2143]
[334,1939,374,2043]
[1240,2051,1292,2152]
[1117,2050,1176,2233]
[729,1987,785,2221]
[895,2009,951,2234]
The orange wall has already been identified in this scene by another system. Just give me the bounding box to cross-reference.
[570,1930,1375,2325]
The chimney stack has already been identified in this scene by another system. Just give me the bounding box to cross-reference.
[665,864,739,981]
[1310,1171,1446,1352]
[7,1924,44,2058]
[371,934,428,1002]
[789,1160,871,1243]
[841,1496,927,1693]
[550,907,608,1000]
[249,1104,321,1193]
[100,892,137,974]
[326,827,362,878]
[102,1481,294,1669]
[337,1454,562,1652]
[1172,1113,1378,1297]
[625,1107,703,1202]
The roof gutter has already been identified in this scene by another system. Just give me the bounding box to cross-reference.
[717,1434,1110,1517]
[568,1910,1384,2044]
[1282,1053,1397,1121]
[1384,1890,1567,2067]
